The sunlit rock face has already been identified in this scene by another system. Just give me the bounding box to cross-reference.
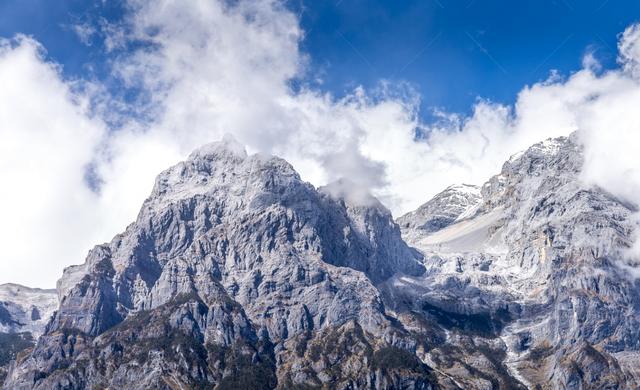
[3,138,431,390]
[3,134,640,390]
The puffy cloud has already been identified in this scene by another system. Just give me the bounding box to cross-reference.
[0,1,425,287]
[102,0,425,210]
[0,36,106,287]
[107,0,635,217]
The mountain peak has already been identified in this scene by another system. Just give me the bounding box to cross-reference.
[0,284,57,337]
[3,137,431,388]
[187,134,248,161]
[397,182,482,234]
[0,283,55,294]
[147,139,302,212]
[445,183,481,194]
[319,178,384,210]
[396,134,639,389]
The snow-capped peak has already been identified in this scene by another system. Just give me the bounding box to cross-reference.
[396,183,482,233]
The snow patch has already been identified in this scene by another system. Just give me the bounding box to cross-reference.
[417,207,505,252]
[0,283,58,338]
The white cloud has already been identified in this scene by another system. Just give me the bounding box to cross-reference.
[70,23,96,46]
[0,36,106,287]
[102,0,426,210]
[619,23,640,79]
[2,2,640,287]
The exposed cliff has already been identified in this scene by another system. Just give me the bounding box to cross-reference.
[393,134,640,389]
[4,138,430,390]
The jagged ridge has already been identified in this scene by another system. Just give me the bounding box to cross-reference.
[4,138,431,390]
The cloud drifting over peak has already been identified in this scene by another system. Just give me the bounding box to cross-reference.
[100,0,426,210]
[1,1,640,286]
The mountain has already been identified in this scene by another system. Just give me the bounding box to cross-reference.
[0,284,57,383]
[2,134,639,389]
[397,183,482,237]
[0,284,57,337]
[390,134,640,388]
[3,138,430,389]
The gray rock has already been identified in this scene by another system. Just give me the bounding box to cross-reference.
[397,183,482,233]
[4,138,431,389]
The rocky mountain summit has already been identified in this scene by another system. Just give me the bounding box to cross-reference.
[393,134,640,388]
[3,138,430,390]
[397,183,482,238]
[2,134,639,389]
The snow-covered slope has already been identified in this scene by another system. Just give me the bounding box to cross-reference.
[0,284,57,338]
[397,183,482,234]
[0,284,57,384]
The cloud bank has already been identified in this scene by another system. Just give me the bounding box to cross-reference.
[1,0,639,286]
[0,36,106,286]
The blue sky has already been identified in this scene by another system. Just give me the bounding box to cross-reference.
[0,1,120,74]
[291,0,640,116]
[1,0,639,119]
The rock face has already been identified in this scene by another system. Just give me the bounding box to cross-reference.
[0,284,57,383]
[3,134,640,389]
[4,139,430,390]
